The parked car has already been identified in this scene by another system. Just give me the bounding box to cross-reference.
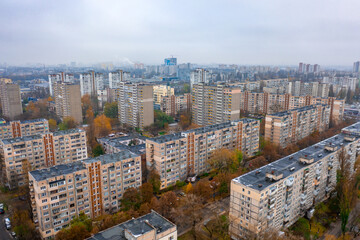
[4,218,11,230]
[0,209,4,214]
[187,174,197,183]
[11,232,16,238]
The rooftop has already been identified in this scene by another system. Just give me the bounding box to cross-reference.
[98,134,148,155]
[233,121,360,191]
[149,119,258,143]
[268,104,329,117]
[87,211,176,240]
[0,118,48,127]
[29,151,140,182]
[53,128,85,136]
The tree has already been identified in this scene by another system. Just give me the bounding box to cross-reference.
[48,118,57,132]
[248,156,267,170]
[148,168,161,193]
[94,114,112,137]
[193,180,212,201]
[92,144,105,157]
[336,148,358,238]
[207,148,238,173]
[185,182,193,194]
[121,188,141,211]
[12,210,40,240]
[104,102,118,119]
[179,111,191,130]
[184,84,190,93]
[140,182,153,204]
[156,191,178,220]
[56,212,92,240]
[58,117,77,130]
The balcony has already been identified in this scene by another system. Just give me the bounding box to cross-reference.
[300,199,306,205]
[316,169,321,175]
[300,193,307,200]
[285,177,294,187]
[313,189,319,196]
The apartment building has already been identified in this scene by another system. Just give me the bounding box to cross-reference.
[240,91,344,124]
[98,134,147,158]
[29,151,142,239]
[265,105,331,148]
[108,70,130,89]
[0,129,87,188]
[0,78,23,120]
[53,82,83,123]
[48,73,75,96]
[118,82,154,130]
[229,122,360,239]
[80,71,104,96]
[190,68,211,88]
[0,119,49,139]
[153,85,175,107]
[88,210,177,240]
[192,83,241,126]
[146,119,259,189]
[288,81,329,98]
[323,76,359,91]
[160,94,191,116]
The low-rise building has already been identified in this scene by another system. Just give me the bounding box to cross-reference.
[88,210,177,240]
[0,119,49,139]
[0,129,87,188]
[265,105,330,148]
[229,122,360,239]
[29,151,142,239]
[146,119,259,189]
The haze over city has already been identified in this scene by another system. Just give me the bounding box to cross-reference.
[1,0,360,66]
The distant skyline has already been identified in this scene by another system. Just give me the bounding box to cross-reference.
[1,0,360,66]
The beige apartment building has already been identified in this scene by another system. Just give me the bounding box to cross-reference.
[153,85,174,106]
[88,210,177,240]
[29,151,142,239]
[0,78,23,120]
[0,129,87,188]
[146,119,259,189]
[53,82,83,123]
[192,83,241,126]
[265,104,331,148]
[160,94,191,116]
[48,72,75,96]
[240,91,344,124]
[229,122,360,239]
[118,82,154,130]
[0,119,49,139]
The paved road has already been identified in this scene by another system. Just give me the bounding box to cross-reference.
[0,214,13,240]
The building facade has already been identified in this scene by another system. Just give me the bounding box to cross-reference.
[229,122,360,239]
[160,94,191,117]
[29,151,142,239]
[190,68,211,88]
[0,78,23,120]
[264,105,331,148]
[153,85,175,106]
[48,73,75,96]
[0,119,49,139]
[146,119,259,189]
[80,71,104,96]
[118,82,154,130]
[53,82,83,123]
[192,83,241,126]
[108,70,130,89]
[0,129,87,188]
[240,91,344,124]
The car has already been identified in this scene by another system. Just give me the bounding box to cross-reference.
[5,223,11,230]
[4,218,10,224]
[0,209,4,214]
[11,232,16,238]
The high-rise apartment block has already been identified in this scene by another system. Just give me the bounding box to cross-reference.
[80,71,104,96]
[192,83,241,126]
[288,81,329,98]
[298,62,320,73]
[190,68,211,88]
[153,85,175,106]
[229,122,360,239]
[146,119,259,189]
[240,92,344,124]
[0,119,49,139]
[53,82,83,123]
[265,105,330,148]
[0,129,87,188]
[108,70,130,89]
[322,76,359,91]
[0,78,23,120]
[118,82,154,130]
[88,210,177,240]
[160,94,191,116]
[29,151,142,239]
[353,61,360,73]
[48,73,75,96]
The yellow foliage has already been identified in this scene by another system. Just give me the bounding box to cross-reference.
[94,114,112,137]
[185,183,193,194]
[48,118,57,131]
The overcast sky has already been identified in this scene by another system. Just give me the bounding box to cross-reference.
[1,0,360,66]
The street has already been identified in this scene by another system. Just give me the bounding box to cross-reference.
[0,214,13,240]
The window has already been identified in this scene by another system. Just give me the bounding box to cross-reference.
[42,199,47,203]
